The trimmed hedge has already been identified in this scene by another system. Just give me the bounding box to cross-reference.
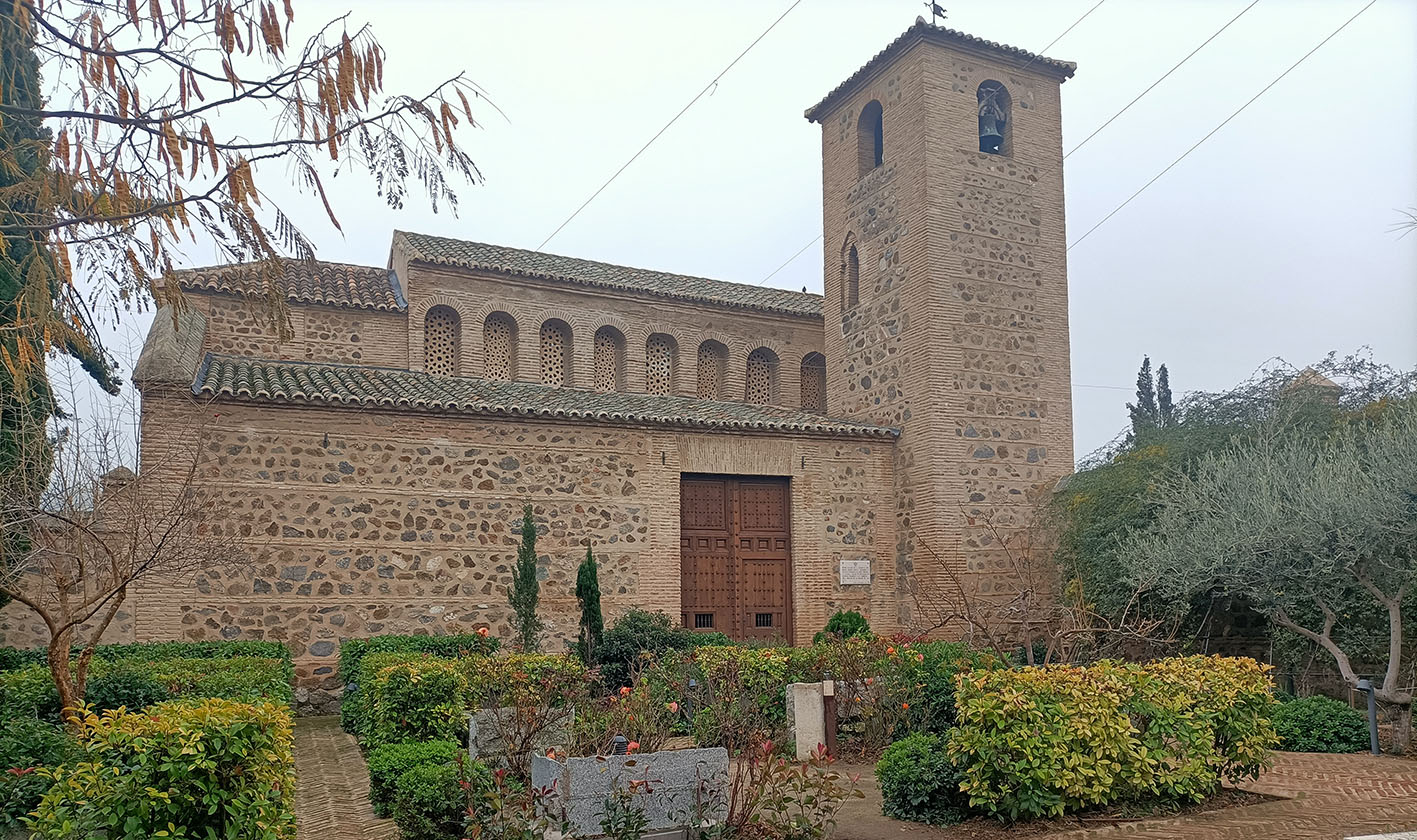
[0,656,293,721]
[368,659,468,750]
[1272,695,1371,753]
[367,740,462,817]
[0,640,290,670]
[0,718,77,833]
[392,760,493,840]
[949,655,1277,820]
[460,652,590,708]
[877,732,966,826]
[344,651,439,743]
[27,697,296,840]
[338,634,500,734]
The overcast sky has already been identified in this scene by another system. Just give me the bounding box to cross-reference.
[70,0,1417,462]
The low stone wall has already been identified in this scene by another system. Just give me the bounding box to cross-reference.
[533,747,729,838]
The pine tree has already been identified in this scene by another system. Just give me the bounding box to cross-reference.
[1127,356,1159,436]
[575,544,604,665]
[508,504,543,652]
[1157,364,1174,428]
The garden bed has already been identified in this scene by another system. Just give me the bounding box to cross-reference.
[836,778,1279,840]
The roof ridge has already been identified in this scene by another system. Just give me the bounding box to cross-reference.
[393,230,824,318]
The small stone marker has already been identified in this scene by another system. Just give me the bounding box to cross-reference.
[787,682,826,760]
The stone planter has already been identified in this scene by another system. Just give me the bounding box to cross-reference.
[466,706,574,766]
[532,747,729,839]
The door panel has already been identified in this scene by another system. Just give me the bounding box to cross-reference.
[680,475,792,644]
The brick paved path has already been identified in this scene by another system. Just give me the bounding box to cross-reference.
[294,716,397,840]
[292,716,1417,840]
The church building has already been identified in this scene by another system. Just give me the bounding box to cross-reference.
[6,19,1077,708]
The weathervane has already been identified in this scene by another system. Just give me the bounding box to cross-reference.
[923,2,946,23]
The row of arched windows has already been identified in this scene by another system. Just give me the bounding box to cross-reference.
[422,307,829,412]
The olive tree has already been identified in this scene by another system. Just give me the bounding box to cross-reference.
[1122,400,1417,751]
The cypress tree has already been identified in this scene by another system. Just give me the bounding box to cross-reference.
[575,544,604,665]
[1157,363,1174,428]
[508,504,543,652]
[1127,356,1159,437]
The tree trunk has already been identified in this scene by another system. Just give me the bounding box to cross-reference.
[46,634,81,730]
[1386,702,1412,755]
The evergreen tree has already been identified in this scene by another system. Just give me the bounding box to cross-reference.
[1157,364,1174,428]
[1127,356,1159,436]
[575,544,604,665]
[508,504,543,652]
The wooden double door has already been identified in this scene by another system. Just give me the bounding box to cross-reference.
[680,475,793,644]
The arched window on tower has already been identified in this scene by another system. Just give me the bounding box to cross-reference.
[483,312,517,381]
[696,340,727,400]
[646,334,677,395]
[593,326,625,392]
[857,100,884,178]
[540,319,572,387]
[800,352,826,414]
[977,80,1011,156]
[745,348,779,405]
[423,305,461,377]
[841,236,861,310]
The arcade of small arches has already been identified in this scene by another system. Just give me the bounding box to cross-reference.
[421,307,828,413]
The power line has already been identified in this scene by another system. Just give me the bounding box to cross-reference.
[537,0,802,251]
[1064,0,1260,160]
[756,0,1109,285]
[1068,0,1376,251]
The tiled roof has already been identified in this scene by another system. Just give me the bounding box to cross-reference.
[175,259,405,311]
[192,354,897,438]
[805,19,1077,122]
[395,231,823,318]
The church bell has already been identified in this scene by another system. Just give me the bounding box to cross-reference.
[979,113,1004,154]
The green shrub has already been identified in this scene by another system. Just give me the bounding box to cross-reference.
[0,666,62,721]
[876,733,966,826]
[392,760,493,840]
[1272,695,1370,753]
[812,610,871,645]
[148,656,294,705]
[873,640,996,736]
[461,653,589,709]
[344,651,435,742]
[338,634,500,733]
[367,740,461,817]
[27,697,295,840]
[3,640,289,669]
[598,609,724,688]
[949,655,1277,820]
[84,666,171,713]
[0,718,76,833]
[368,659,468,750]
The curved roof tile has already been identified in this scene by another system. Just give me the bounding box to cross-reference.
[174,259,404,311]
[192,354,897,439]
[395,231,823,318]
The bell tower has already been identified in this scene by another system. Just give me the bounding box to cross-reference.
[806,19,1076,629]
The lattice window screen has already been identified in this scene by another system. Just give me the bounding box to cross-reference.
[593,329,621,392]
[483,314,514,381]
[647,335,674,396]
[540,321,570,387]
[745,349,775,405]
[697,343,725,400]
[800,354,826,413]
[423,306,460,377]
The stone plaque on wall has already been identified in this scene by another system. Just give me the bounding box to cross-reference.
[839,559,871,585]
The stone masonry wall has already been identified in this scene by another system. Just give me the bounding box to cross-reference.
[99,393,897,711]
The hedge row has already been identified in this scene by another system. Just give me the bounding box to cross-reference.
[26,697,296,839]
[337,633,500,734]
[0,656,293,721]
[0,640,290,671]
[948,656,1277,820]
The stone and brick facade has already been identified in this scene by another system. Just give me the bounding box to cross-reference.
[0,19,1077,710]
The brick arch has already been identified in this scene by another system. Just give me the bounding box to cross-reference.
[408,294,468,376]
[538,317,573,388]
[745,345,784,406]
[481,310,520,381]
[839,233,861,312]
